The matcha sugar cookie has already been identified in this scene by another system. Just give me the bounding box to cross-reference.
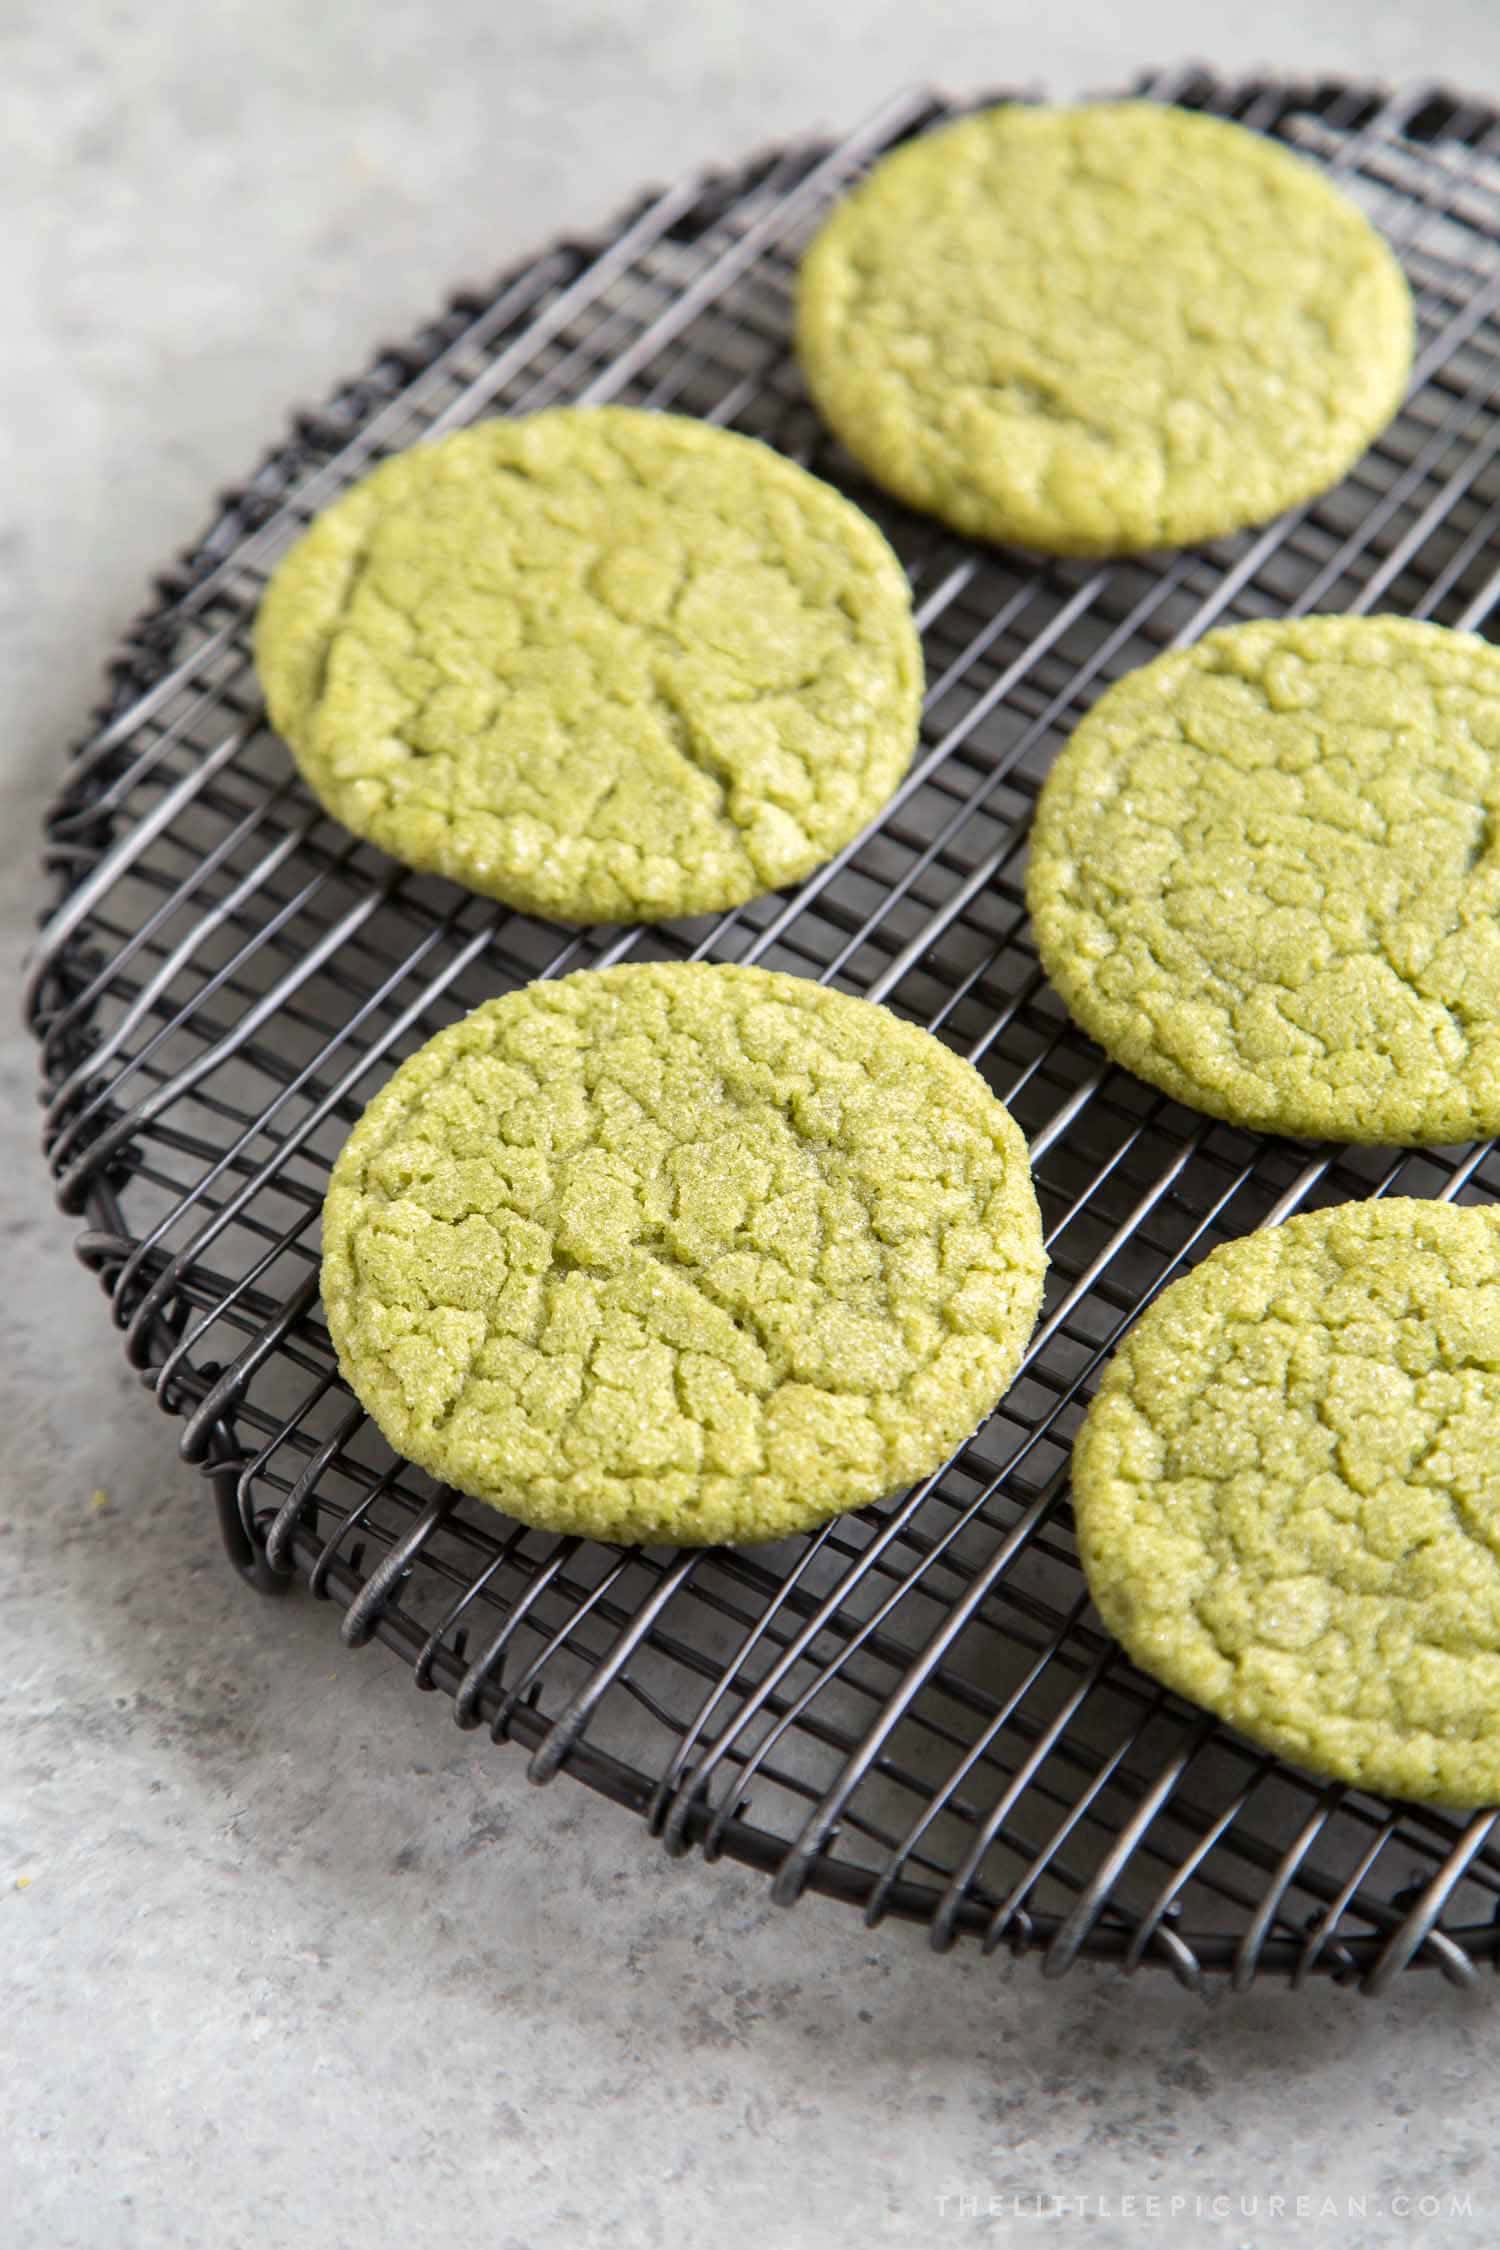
[254,408,922,923]
[1027,616,1500,1146]
[322,963,1046,1546]
[1073,1199,1500,1808]
[797,102,1413,555]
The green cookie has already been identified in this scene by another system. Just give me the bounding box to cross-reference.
[1027,616,1500,1146]
[322,963,1046,1546]
[254,408,922,923]
[1073,1198,1500,1808]
[797,102,1413,555]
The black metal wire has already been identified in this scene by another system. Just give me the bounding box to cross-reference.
[28,69,1500,1988]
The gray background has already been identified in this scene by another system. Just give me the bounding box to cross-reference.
[7,4,1500,2244]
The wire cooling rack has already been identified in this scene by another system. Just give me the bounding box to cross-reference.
[28,70,1500,1992]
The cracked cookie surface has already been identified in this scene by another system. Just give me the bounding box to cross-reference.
[322,962,1046,1546]
[254,408,922,922]
[796,102,1413,555]
[1073,1199,1500,1807]
[1026,616,1500,1145]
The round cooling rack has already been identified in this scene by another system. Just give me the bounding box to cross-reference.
[29,69,1500,1993]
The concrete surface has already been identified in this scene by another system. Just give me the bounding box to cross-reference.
[7,4,1500,2245]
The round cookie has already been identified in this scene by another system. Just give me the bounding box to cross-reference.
[1026,616,1500,1146]
[254,407,922,923]
[322,962,1046,1546]
[1073,1198,1500,1808]
[797,102,1413,556]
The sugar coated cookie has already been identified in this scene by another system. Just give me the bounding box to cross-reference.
[256,408,922,922]
[1074,1198,1500,1807]
[322,962,1046,1545]
[797,102,1412,554]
